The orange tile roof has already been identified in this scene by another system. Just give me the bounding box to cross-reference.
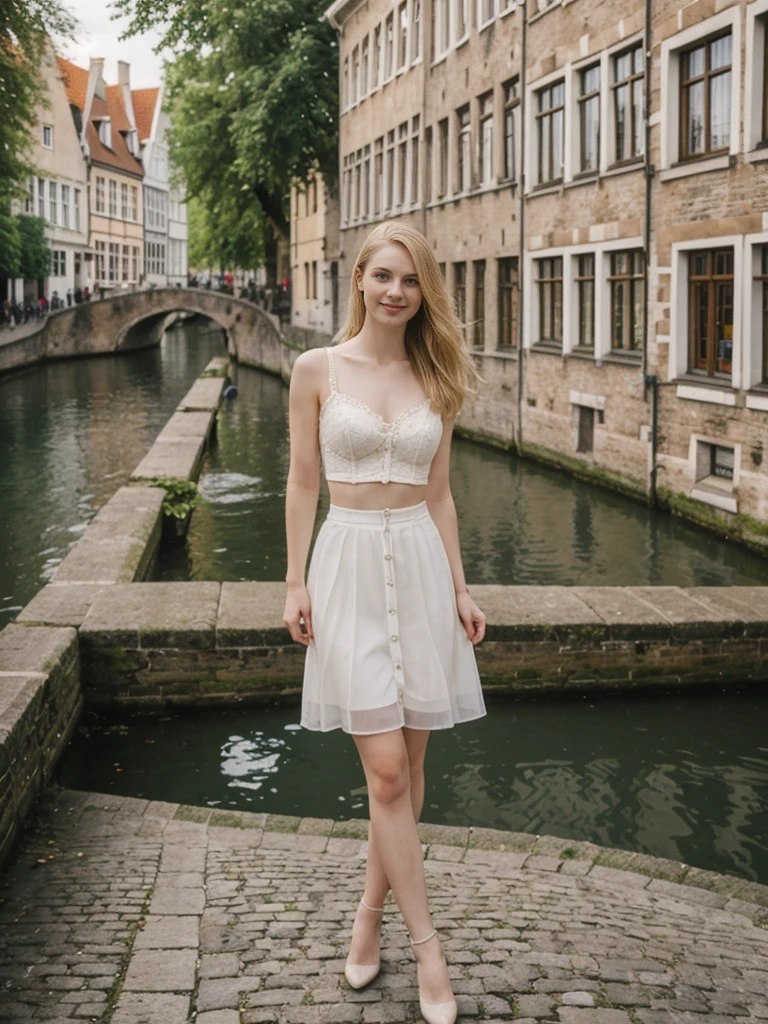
[132,87,159,144]
[56,56,88,111]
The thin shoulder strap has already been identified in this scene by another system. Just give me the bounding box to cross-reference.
[325,346,338,393]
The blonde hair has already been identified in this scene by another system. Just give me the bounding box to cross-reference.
[342,221,478,418]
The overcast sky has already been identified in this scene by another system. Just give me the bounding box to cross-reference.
[60,0,168,89]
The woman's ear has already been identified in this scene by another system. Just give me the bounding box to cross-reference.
[355,267,364,292]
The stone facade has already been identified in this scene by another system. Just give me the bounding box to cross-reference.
[290,172,341,337]
[327,0,768,548]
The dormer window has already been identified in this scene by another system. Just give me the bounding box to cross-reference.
[123,128,138,155]
[97,117,112,149]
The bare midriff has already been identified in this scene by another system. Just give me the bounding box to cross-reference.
[327,480,427,510]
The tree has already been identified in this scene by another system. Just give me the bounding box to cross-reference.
[16,214,50,280]
[114,0,338,280]
[187,194,264,274]
[0,206,22,292]
[0,0,75,205]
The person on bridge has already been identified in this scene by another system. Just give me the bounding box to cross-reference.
[283,221,486,1024]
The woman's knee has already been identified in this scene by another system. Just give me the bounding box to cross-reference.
[367,756,410,805]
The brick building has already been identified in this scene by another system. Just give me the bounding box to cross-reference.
[290,172,341,336]
[324,0,768,548]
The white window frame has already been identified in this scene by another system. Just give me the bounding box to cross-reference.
[526,66,572,190]
[384,12,395,81]
[522,235,644,358]
[743,230,768,393]
[606,33,645,168]
[361,34,370,97]
[411,0,423,63]
[432,0,450,62]
[42,125,53,149]
[478,92,494,186]
[745,0,768,156]
[689,435,740,512]
[477,0,496,31]
[659,7,740,174]
[668,233,744,390]
[571,56,604,176]
[396,1,409,72]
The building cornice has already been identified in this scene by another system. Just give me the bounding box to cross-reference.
[325,0,366,30]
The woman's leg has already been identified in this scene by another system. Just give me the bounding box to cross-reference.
[347,729,429,966]
[351,729,453,1004]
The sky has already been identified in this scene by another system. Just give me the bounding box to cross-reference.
[59,0,168,90]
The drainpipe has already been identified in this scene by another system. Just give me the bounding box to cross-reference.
[516,0,527,453]
[647,373,658,506]
[642,0,655,498]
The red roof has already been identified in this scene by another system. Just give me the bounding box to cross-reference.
[132,87,159,143]
[56,56,88,111]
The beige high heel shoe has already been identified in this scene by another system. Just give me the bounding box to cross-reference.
[344,898,384,989]
[411,929,458,1024]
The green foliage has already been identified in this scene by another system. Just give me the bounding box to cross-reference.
[187,189,264,273]
[0,205,22,278]
[16,214,50,279]
[149,476,202,519]
[0,1,75,204]
[114,0,339,249]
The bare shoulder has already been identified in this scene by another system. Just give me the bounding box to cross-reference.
[290,347,328,393]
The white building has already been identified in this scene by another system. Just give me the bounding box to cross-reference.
[133,85,188,287]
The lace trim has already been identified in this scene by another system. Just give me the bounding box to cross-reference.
[320,390,431,430]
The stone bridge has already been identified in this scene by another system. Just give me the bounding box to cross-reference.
[0,288,295,378]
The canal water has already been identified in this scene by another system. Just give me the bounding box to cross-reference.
[154,361,768,587]
[4,324,768,886]
[0,319,227,630]
[58,686,768,885]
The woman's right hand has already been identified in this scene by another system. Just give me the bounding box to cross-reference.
[283,584,313,645]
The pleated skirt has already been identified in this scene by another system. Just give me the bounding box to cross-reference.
[300,501,487,735]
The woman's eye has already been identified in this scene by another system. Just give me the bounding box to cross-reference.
[375,272,388,280]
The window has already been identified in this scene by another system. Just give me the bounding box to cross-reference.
[373,25,382,88]
[361,36,370,95]
[95,176,105,214]
[95,240,105,281]
[536,257,563,345]
[536,81,565,184]
[38,177,45,219]
[503,78,519,181]
[61,185,70,229]
[498,258,518,348]
[577,406,595,454]
[412,0,422,61]
[398,122,409,206]
[374,137,384,215]
[478,93,494,185]
[49,180,57,225]
[710,444,735,479]
[50,250,66,276]
[456,0,468,40]
[432,0,450,58]
[304,262,310,297]
[454,262,467,339]
[132,246,140,281]
[680,32,732,159]
[576,254,595,350]
[425,126,433,203]
[362,147,371,218]
[98,118,111,148]
[352,46,360,104]
[755,245,768,384]
[353,149,362,220]
[109,180,117,218]
[473,260,486,348]
[457,105,471,192]
[438,118,449,197]
[24,178,33,214]
[398,2,408,69]
[386,130,396,210]
[478,0,495,28]
[610,250,645,352]
[613,43,644,162]
[42,125,53,148]
[688,248,733,377]
[312,261,318,299]
[122,244,129,281]
[385,13,394,79]
[579,64,601,173]
[121,183,129,220]
[108,241,119,282]
[411,116,420,204]
[343,57,349,107]
[74,189,80,232]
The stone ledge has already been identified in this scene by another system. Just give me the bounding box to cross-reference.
[80,582,221,650]
[177,376,226,413]
[131,437,206,483]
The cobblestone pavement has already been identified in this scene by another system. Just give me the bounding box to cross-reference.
[1,790,767,1024]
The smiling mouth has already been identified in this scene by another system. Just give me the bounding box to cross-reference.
[381,303,405,310]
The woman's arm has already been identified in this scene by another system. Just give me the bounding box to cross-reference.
[283,350,323,645]
[425,420,485,645]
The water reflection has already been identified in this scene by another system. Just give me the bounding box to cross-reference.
[0,320,227,628]
[57,690,768,884]
[155,364,768,587]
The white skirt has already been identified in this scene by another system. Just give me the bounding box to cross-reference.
[300,501,487,735]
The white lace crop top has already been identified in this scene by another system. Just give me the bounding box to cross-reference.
[319,347,444,485]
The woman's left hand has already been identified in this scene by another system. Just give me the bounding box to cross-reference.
[456,590,486,645]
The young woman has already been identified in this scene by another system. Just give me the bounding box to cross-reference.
[283,221,487,1024]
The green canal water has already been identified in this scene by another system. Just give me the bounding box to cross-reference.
[58,687,768,885]
[3,321,768,885]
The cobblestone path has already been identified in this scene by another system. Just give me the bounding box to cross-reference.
[1,789,767,1024]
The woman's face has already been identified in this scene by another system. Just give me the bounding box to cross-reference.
[356,242,423,328]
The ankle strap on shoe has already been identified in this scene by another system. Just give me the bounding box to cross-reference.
[360,898,384,913]
[410,929,437,946]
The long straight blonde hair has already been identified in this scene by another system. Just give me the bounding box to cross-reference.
[342,221,477,419]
